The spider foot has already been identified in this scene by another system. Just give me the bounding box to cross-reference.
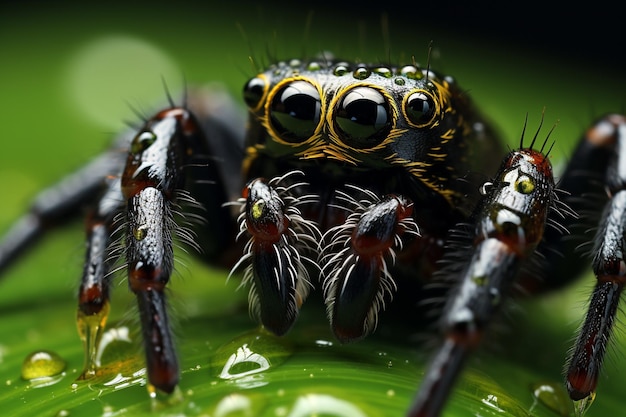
[148,383,184,411]
[572,392,596,417]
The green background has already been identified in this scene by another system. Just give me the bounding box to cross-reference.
[0,2,624,416]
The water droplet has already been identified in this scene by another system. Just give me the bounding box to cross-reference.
[481,393,504,413]
[307,62,321,71]
[219,343,270,380]
[21,350,67,387]
[76,301,109,380]
[399,65,422,80]
[97,326,133,366]
[353,67,370,80]
[530,381,572,417]
[373,67,392,78]
[333,64,350,76]
[213,328,293,389]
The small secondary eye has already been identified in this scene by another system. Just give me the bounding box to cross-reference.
[334,86,391,148]
[404,91,436,127]
[131,130,157,154]
[269,80,321,143]
[515,175,536,194]
[243,76,268,110]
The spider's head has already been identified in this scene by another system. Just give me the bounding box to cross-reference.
[242,58,477,208]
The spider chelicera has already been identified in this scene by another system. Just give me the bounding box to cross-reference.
[1,55,624,417]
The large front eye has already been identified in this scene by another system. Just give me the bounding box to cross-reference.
[269,80,321,143]
[334,86,391,148]
[404,91,437,127]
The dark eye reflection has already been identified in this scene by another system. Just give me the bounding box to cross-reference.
[405,91,436,126]
[269,80,321,143]
[335,87,391,148]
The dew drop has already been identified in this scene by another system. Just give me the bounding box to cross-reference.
[21,350,66,380]
[333,64,350,76]
[213,328,294,389]
[307,62,321,71]
[353,67,370,80]
[76,301,109,380]
[530,381,572,417]
[399,65,422,80]
[21,350,67,387]
[372,67,392,78]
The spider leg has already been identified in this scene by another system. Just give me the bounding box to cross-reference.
[319,191,419,342]
[230,172,321,335]
[76,176,124,380]
[563,115,626,410]
[118,104,236,394]
[407,147,555,417]
[0,142,127,275]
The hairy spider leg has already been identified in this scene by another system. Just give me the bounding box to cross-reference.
[320,191,420,342]
[118,106,221,394]
[564,115,626,413]
[407,146,555,417]
[230,173,321,336]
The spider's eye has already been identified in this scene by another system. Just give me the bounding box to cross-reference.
[130,130,157,154]
[334,86,391,148]
[515,175,535,194]
[404,91,437,127]
[269,80,321,143]
[243,76,268,110]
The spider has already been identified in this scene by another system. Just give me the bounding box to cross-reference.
[0,53,624,417]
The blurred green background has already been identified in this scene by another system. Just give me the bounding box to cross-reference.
[0,1,624,416]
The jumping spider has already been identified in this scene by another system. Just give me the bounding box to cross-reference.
[1,54,624,417]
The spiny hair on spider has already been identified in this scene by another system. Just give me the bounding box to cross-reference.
[319,185,420,342]
[226,170,322,336]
